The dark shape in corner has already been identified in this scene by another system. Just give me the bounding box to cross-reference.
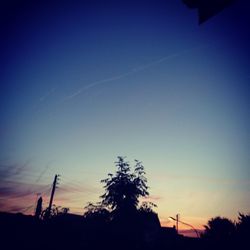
[182,0,236,24]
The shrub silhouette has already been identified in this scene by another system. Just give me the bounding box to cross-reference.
[202,216,235,241]
[84,202,110,224]
[236,213,250,243]
[41,205,69,219]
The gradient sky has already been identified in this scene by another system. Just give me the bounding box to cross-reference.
[1,0,249,235]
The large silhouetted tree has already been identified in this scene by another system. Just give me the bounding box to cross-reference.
[83,156,160,250]
[100,156,149,217]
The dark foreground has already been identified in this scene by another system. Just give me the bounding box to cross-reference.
[0,212,247,250]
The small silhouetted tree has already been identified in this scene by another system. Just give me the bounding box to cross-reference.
[236,213,250,242]
[202,216,236,241]
[41,205,69,219]
[84,202,110,223]
[139,201,157,213]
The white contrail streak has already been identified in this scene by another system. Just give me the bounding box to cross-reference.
[64,72,132,100]
[65,44,209,100]
[39,87,56,102]
[32,87,57,111]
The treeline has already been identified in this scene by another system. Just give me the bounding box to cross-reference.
[1,211,249,250]
[200,213,250,249]
[1,157,249,250]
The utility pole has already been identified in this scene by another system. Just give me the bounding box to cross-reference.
[47,174,60,218]
[168,214,199,237]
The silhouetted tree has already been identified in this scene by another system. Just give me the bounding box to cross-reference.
[84,202,110,223]
[83,157,157,249]
[83,202,111,247]
[236,213,250,242]
[139,201,157,213]
[100,157,149,217]
[202,216,235,241]
[41,205,69,219]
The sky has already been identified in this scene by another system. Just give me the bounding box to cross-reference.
[0,0,249,236]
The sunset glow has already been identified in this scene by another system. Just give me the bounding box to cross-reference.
[1,0,249,238]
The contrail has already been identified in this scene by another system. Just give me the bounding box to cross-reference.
[64,43,209,100]
[32,87,57,111]
[131,51,182,72]
[39,87,56,102]
[64,72,132,100]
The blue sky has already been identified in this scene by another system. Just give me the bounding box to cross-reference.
[0,0,249,232]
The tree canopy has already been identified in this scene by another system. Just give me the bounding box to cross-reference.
[84,156,155,222]
[83,157,158,249]
[100,157,149,214]
[202,216,235,240]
